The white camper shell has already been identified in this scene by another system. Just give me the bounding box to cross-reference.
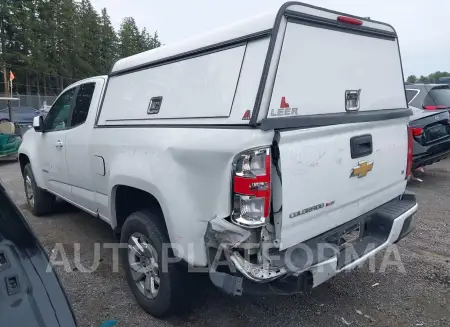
[93,1,414,252]
[98,2,407,128]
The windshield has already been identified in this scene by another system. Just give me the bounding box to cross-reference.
[424,88,450,107]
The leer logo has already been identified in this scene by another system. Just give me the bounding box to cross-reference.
[271,97,299,117]
[242,109,251,120]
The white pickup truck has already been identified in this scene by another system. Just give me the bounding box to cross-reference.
[19,2,418,317]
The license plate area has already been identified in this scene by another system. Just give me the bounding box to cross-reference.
[426,124,449,143]
[336,214,392,269]
[339,223,362,249]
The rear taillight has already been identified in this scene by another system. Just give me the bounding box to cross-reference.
[406,126,413,179]
[423,105,447,110]
[411,127,423,136]
[232,147,271,228]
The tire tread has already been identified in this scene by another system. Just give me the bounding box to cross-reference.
[24,163,55,216]
[120,209,186,317]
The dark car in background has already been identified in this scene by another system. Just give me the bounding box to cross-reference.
[438,77,450,86]
[0,106,41,124]
[409,106,450,169]
[406,84,450,111]
[0,181,77,326]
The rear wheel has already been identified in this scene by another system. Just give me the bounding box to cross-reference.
[23,163,55,216]
[120,210,186,317]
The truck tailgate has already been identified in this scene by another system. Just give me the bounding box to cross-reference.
[277,120,408,249]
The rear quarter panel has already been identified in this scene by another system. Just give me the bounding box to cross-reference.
[90,127,274,266]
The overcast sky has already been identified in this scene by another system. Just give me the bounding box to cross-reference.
[91,0,449,77]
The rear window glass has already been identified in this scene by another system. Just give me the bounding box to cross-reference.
[424,88,450,107]
[406,90,419,103]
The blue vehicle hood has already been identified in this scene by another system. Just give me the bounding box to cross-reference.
[0,108,39,123]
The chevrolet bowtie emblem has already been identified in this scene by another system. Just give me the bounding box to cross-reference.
[350,160,374,178]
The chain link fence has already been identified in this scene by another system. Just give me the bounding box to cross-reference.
[5,94,57,110]
[0,94,56,111]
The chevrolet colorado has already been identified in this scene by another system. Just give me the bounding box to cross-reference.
[19,2,418,317]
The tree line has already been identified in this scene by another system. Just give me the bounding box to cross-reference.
[406,71,450,84]
[0,0,161,96]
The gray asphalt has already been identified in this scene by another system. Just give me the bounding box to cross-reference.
[0,159,449,327]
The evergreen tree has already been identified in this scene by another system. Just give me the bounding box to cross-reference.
[418,75,429,83]
[406,75,417,83]
[99,8,118,73]
[76,0,102,76]
[1,0,161,97]
[118,17,141,58]
[138,28,162,52]
[118,17,161,57]
[57,0,81,81]
[1,0,33,93]
[149,31,162,50]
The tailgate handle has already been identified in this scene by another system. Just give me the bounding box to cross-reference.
[350,134,372,159]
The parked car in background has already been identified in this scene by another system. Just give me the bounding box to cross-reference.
[406,84,450,111]
[0,106,40,124]
[438,77,450,86]
[409,106,450,169]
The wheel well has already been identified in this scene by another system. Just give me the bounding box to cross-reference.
[114,185,165,233]
[19,154,30,176]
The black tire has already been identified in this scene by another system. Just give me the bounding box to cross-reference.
[23,163,55,216]
[120,210,186,317]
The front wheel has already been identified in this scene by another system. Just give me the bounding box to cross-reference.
[120,210,186,317]
[23,163,55,216]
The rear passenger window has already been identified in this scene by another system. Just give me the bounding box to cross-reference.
[70,83,96,128]
[405,90,419,104]
[424,88,450,107]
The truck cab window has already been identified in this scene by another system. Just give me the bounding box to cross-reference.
[44,88,76,131]
[70,82,96,128]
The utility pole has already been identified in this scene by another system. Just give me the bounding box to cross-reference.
[2,65,8,98]
[1,11,9,97]
[2,65,8,97]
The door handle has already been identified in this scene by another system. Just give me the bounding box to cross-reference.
[350,134,372,159]
[55,140,64,148]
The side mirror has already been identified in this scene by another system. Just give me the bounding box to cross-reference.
[33,116,44,132]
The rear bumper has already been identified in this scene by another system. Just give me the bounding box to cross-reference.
[413,137,450,168]
[206,193,418,296]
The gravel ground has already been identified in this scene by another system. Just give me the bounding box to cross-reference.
[0,159,449,327]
